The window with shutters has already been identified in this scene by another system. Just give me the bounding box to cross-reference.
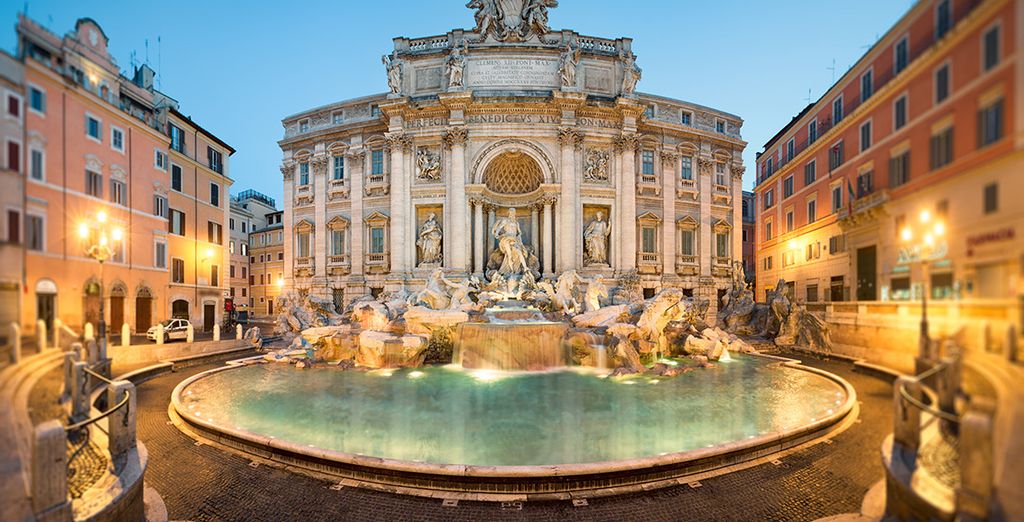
[333,156,345,180]
[860,120,872,152]
[832,96,843,125]
[171,258,185,283]
[930,126,954,170]
[857,170,874,197]
[804,160,816,186]
[208,221,223,245]
[783,176,794,198]
[889,151,910,188]
[983,24,1000,71]
[828,141,844,171]
[894,36,909,74]
[171,164,182,192]
[861,70,873,102]
[935,63,950,103]
[894,95,908,130]
[984,183,998,214]
[169,209,185,236]
[978,98,1004,148]
[85,169,102,198]
[6,140,20,172]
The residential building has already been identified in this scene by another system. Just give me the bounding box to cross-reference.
[0,50,23,330]
[249,210,284,318]
[754,0,1022,305]
[742,190,756,289]
[228,189,277,317]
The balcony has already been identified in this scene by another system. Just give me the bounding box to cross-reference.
[328,178,350,200]
[365,173,390,197]
[712,184,731,205]
[712,256,731,277]
[636,252,661,274]
[838,188,889,224]
[327,254,351,275]
[675,254,698,276]
[636,173,661,196]
[364,252,390,274]
[294,184,314,206]
[676,178,698,200]
[294,256,314,277]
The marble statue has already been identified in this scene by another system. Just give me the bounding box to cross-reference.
[584,149,609,182]
[447,275,480,310]
[558,43,581,88]
[521,0,557,37]
[467,0,500,39]
[414,269,453,310]
[416,213,443,265]
[539,270,583,314]
[583,275,608,313]
[719,260,757,334]
[446,42,466,89]
[416,148,442,181]
[382,52,402,94]
[620,51,641,95]
[491,207,531,280]
[583,212,611,265]
[468,0,556,41]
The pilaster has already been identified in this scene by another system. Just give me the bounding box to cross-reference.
[557,127,582,272]
[698,156,714,277]
[662,151,679,276]
[348,149,366,278]
[386,132,412,274]
[280,160,296,289]
[615,132,640,272]
[311,152,329,281]
[445,127,470,272]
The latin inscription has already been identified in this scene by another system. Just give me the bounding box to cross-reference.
[466,58,559,88]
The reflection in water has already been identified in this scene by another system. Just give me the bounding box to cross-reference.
[181,355,845,467]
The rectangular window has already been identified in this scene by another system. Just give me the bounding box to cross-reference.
[332,229,346,255]
[895,36,909,74]
[333,112,344,125]
[765,157,774,177]
[716,120,725,133]
[210,182,220,207]
[111,126,124,152]
[765,220,773,241]
[804,160,816,186]
[5,93,18,118]
[680,157,692,180]
[86,115,101,141]
[171,258,185,283]
[764,189,775,209]
[26,214,43,251]
[171,164,183,192]
[299,162,310,185]
[29,148,43,181]
[153,195,167,218]
[715,163,726,186]
[681,112,692,125]
[832,185,842,212]
[169,209,185,236]
[808,120,818,144]
[936,0,951,39]
[861,70,873,102]
[643,105,655,118]
[715,233,728,258]
[832,97,843,125]
[828,141,844,171]
[333,156,345,180]
[369,227,385,254]
[208,221,223,244]
[829,235,846,254]
[4,140,18,172]
[155,241,167,269]
[786,211,794,232]
[889,151,910,188]
[207,147,223,174]
[85,169,102,198]
[894,95,907,130]
[371,150,384,175]
[786,139,795,161]
[935,64,950,103]
[783,176,794,198]
[370,104,381,118]
[110,179,126,205]
[857,170,874,197]
[930,126,954,170]
[299,119,309,133]
[169,124,185,153]
[211,265,219,287]
[860,121,872,152]
[806,284,819,303]
[641,150,655,175]
[641,227,657,253]
[29,86,45,114]
[983,25,1000,71]
[154,149,167,171]
[297,232,311,257]
[680,230,695,255]
[984,183,998,214]
[807,199,817,223]
[6,210,19,243]
[229,218,235,230]
[978,98,1004,147]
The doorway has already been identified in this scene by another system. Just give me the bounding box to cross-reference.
[203,303,215,332]
[856,246,877,301]
[36,294,55,331]
[135,296,151,332]
[110,296,124,332]
[171,299,189,320]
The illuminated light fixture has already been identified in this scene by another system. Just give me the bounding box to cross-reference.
[923,233,934,246]
[919,209,931,223]
[111,228,123,242]
[277,278,285,287]
[933,221,945,237]
[788,240,798,250]
[97,211,107,223]
[205,248,214,259]
[78,223,89,238]
[901,227,912,242]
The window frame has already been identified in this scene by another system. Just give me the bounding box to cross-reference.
[804,159,817,186]
[832,95,844,126]
[861,68,874,102]
[983,183,998,214]
[893,93,909,131]
[934,61,951,104]
[171,164,183,192]
[154,239,168,269]
[169,209,186,236]
[85,169,103,198]
[982,21,1001,72]
[27,83,45,116]
[28,145,44,181]
[85,113,102,143]
[171,257,185,283]
[154,149,168,171]
[894,34,910,75]
[25,212,44,252]
[935,0,952,39]
[110,125,125,153]
[860,119,873,152]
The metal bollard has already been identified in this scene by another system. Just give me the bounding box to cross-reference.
[892,376,922,451]
[121,323,131,348]
[10,323,20,364]
[62,349,80,398]
[1005,324,1018,363]
[31,420,68,516]
[213,324,220,342]
[36,320,46,352]
[236,324,242,340]
[106,380,137,460]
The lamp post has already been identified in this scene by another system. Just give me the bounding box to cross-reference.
[79,211,123,360]
[900,209,945,369]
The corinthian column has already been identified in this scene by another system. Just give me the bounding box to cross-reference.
[557,127,581,271]
[542,197,555,278]
[311,153,329,282]
[698,157,714,277]
[386,133,411,274]
[662,151,679,276]
[616,133,639,271]
[348,150,366,278]
[280,160,296,289]
[472,199,484,276]
[445,127,469,273]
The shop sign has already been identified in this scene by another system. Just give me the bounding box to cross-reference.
[966,227,1014,256]
[897,241,948,265]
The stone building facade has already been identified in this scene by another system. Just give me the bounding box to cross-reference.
[249,210,284,319]
[279,2,746,316]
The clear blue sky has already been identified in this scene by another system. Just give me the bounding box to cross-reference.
[5,0,915,203]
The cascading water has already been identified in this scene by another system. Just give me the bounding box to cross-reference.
[452,304,570,370]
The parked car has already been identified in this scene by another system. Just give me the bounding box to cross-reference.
[146,319,191,343]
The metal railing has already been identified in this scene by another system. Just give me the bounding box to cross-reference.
[65,368,129,435]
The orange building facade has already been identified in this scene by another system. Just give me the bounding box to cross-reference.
[754,0,1022,306]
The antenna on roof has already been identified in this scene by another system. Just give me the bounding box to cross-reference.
[804,88,812,106]
[827,58,836,85]
[157,36,162,90]
[144,38,149,64]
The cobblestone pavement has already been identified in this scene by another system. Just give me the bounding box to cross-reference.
[137,353,893,522]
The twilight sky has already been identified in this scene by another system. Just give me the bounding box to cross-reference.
[4,0,914,204]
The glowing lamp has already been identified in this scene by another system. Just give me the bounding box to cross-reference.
[933,221,945,237]
[97,211,106,223]
[111,228,123,241]
[901,228,912,242]
[78,223,89,239]
[919,209,931,223]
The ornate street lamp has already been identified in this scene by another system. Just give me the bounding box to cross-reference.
[79,211,123,357]
[899,209,945,368]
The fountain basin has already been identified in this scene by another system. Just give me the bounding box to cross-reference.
[171,354,856,498]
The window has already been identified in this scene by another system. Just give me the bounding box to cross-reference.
[5,93,19,118]
[5,140,19,172]
[111,126,124,152]
[829,235,846,254]
[333,156,345,180]
[936,199,949,218]
[808,120,818,144]
[169,209,185,236]
[110,179,126,205]
[984,183,998,214]
[26,214,43,251]
[154,149,167,171]
[332,112,344,125]
[804,160,816,186]
[297,231,311,257]
[715,163,726,185]
[171,258,185,283]
[299,162,310,185]
[936,0,951,39]
[935,64,950,103]
[6,210,19,243]
[370,104,381,118]
[211,265,219,287]
[895,214,906,238]
[299,119,309,133]
[86,169,102,198]
[983,24,1000,71]
[894,95,908,130]
[894,36,909,74]
[155,241,167,269]
[680,157,693,180]
[828,141,844,171]
[764,157,774,177]
[861,70,873,102]
[29,86,45,114]
[715,232,728,258]
[681,111,692,125]
[332,229,346,255]
[169,124,185,153]
[242,222,247,233]
[765,220,773,240]
[208,147,223,174]
[716,119,726,133]
[680,230,695,255]
[806,284,819,303]
[860,121,872,152]
[889,150,910,188]
[764,189,775,209]
[369,227,385,254]
[153,195,167,218]
[208,221,223,244]
[641,227,657,253]
[832,97,843,125]
[643,105,655,118]
[832,185,842,212]
[807,199,817,223]
[242,266,247,278]
[171,164,183,192]
[783,176,794,198]
[857,170,874,197]
[229,218,235,231]
[786,211,794,232]
[763,256,773,270]
[229,241,235,255]
[241,243,248,256]
[742,229,748,242]
[86,115,101,141]
[930,126,954,170]
[210,183,220,207]
[978,98,1004,147]
[786,139,794,161]
[371,150,384,175]
[641,150,655,175]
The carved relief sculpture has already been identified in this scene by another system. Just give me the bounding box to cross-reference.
[417,213,444,265]
[382,52,402,94]
[558,42,581,88]
[584,149,609,182]
[416,148,442,181]
[583,211,611,265]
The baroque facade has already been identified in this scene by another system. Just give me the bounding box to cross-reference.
[280,2,746,316]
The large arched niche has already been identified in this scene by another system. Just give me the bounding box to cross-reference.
[471,139,555,190]
[483,151,543,195]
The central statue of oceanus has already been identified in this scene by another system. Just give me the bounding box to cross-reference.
[485,207,540,299]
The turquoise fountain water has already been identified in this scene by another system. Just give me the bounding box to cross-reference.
[178,354,846,467]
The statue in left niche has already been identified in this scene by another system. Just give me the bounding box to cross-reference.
[382,52,402,94]
[417,213,443,265]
